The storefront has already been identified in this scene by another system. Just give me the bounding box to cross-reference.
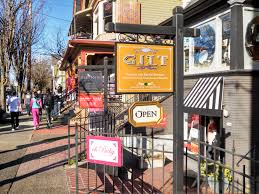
[183,76,223,157]
[159,0,259,190]
[60,39,114,106]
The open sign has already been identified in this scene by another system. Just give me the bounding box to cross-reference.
[128,101,163,127]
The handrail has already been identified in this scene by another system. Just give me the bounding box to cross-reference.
[236,145,256,167]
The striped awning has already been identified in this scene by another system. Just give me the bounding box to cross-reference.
[183,76,224,116]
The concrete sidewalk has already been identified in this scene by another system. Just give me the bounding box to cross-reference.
[0,115,34,193]
[0,114,71,194]
[8,125,70,194]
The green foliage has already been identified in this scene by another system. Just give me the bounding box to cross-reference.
[68,158,76,166]
[200,161,232,182]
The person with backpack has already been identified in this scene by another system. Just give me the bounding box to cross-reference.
[30,91,42,130]
[44,88,54,128]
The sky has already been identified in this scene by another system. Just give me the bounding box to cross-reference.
[33,0,73,57]
[43,0,73,39]
[10,0,73,84]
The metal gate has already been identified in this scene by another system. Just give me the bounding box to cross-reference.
[67,112,259,194]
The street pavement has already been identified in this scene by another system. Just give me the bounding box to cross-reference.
[0,114,69,194]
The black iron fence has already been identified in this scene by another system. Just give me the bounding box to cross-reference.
[67,113,258,194]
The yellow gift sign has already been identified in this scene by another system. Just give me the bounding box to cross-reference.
[116,43,173,93]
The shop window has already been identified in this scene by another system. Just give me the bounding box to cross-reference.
[185,114,202,155]
[206,117,220,160]
[184,114,220,160]
[220,13,231,66]
[193,24,216,68]
[245,16,259,61]
[103,2,112,27]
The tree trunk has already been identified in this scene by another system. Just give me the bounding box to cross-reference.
[0,77,6,112]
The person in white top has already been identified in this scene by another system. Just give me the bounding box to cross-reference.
[8,91,20,131]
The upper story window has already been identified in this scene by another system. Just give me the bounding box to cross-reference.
[93,1,114,39]
[76,0,81,12]
[103,2,112,27]
[243,8,259,68]
[246,16,259,61]
[193,24,216,68]
[184,11,231,74]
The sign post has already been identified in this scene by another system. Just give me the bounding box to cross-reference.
[173,7,184,193]
[105,6,199,194]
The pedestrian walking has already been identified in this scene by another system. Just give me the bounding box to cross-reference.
[24,91,31,115]
[8,91,21,131]
[37,90,43,116]
[44,88,54,128]
[30,91,42,130]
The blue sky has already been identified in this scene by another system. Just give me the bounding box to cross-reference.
[43,0,73,39]
[32,0,73,57]
[10,1,74,84]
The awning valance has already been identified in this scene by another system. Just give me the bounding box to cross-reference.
[183,76,224,117]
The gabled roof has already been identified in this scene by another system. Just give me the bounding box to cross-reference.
[60,39,115,70]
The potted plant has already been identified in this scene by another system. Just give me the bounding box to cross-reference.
[200,161,232,192]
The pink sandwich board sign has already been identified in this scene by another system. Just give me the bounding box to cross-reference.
[86,136,122,167]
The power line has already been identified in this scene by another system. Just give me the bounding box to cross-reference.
[41,13,71,22]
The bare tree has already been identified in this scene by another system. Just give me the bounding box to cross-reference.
[43,28,66,60]
[31,58,52,91]
[0,0,45,111]
[0,0,23,111]
[12,0,45,97]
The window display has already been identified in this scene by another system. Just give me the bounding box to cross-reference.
[184,12,231,74]
[193,23,215,68]
[184,114,201,155]
[245,16,259,61]
[184,114,220,158]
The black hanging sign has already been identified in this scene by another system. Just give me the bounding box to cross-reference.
[79,71,103,92]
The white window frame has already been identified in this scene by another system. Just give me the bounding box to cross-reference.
[184,10,231,75]
[93,0,114,39]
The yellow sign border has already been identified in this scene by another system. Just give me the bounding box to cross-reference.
[116,43,173,93]
[128,101,164,127]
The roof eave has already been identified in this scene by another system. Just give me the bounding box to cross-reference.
[60,39,115,70]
